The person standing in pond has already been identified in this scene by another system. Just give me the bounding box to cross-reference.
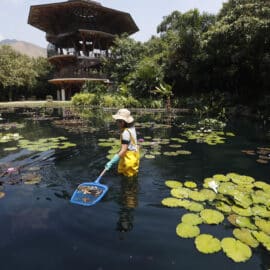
[105,109,140,177]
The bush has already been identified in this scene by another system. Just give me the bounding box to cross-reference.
[71,93,96,106]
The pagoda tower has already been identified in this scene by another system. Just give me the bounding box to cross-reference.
[28,0,139,100]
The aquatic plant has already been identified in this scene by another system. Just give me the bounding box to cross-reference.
[0,133,23,143]
[195,234,221,254]
[200,209,224,225]
[221,237,252,262]
[181,213,203,225]
[176,223,200,238]
[242,147,270,165]
[18,137,76,151]
[182,129,235,146]
[161,172,270,263]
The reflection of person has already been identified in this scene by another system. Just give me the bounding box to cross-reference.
[105,109,140,177]
[116,176,139,232]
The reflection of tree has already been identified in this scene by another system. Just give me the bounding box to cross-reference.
[116,176,139,233]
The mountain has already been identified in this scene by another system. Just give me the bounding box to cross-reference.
[0,39,46,58]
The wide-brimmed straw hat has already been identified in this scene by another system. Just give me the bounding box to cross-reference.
[112,108,134,123]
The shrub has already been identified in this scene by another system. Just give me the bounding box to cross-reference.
[71,93,96,106]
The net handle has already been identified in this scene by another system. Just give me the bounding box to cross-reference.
[94,168,107,183]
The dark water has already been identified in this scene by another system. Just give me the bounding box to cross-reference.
[0,107,269,270]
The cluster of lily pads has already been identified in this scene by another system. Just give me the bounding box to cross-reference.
[53,119,98,134]
[18,137,76,152]
[1,135,76,152]
[0,122,25,131]
[182,129,235,146]
[0,166,43,201]
[140,137,192,159]
[98,138,119,160]
[161,173,270,263]
[0,133,22,144]
[242,147,270,165]
[98,136,192,160]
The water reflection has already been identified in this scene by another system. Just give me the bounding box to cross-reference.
[116,176,139,233]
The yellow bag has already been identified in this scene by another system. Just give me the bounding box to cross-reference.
[118,129,140,177]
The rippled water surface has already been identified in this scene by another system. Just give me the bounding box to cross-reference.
[0,107,269,270]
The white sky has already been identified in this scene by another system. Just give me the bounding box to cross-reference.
[0,0,226,48]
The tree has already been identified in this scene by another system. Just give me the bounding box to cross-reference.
[0,45,37,100]
[202,0,270,101]
[157,9,216,96]
[102,35,145,84]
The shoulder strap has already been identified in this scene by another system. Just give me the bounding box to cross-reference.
[123,128,136,145]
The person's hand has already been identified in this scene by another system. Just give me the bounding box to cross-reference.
[105,154,120,170]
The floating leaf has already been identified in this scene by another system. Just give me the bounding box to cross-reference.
[252,205,270,218]
[200,209,224,224]
[251,190,270,207]
[188,201,204,212]
[171,187,190,199]
[227,214,257,230]
[181,213,203,225]
[233,192,252,208]
[255,218,270,235]
[252,231,270,251]
[3,147,18,151]
[233,228,259,248]
[145,154,155,159]
[195,234,221,254]
[176,150,192,155]
[165,180,183,189]
[199,189,216,201]
[232,205,252,217]
[0,192,5,199]
[184,181,197,188]
[176,223,200,238]
[215,202,232,213]
[213,174,230,182]
[161,198,181,207]
[254,181,270,191]
[221,237,252,262]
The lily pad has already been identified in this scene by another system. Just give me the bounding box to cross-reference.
[165,180,183,189]
[188,202,204,212]
[215,202,232,213]
[181,213,203,225]
[200,209,224,224]
[233,228,259,248]
[161,198,182,208]
[184,181,197,188]
[176,223,200,238]
[195,234,221,254]
[232,205,252,217]
[221,237,252,262]
[252,231,270,251]
[227,214,257,230]
[171,187,190,199]
[255,218,270,235]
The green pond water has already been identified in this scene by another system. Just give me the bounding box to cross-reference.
[0,107,269,270]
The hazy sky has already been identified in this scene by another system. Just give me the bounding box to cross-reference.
[0,0,225,48]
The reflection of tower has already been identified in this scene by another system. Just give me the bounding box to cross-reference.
[28,0,139,100]
[116,177,139,233]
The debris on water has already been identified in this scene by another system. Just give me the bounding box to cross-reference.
[77,185,103,197]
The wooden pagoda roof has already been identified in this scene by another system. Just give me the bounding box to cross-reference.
[49,78,109,85]
[46,29,115,47]
[28,0,139,36]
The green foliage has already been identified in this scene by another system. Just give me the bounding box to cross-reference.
[0,46,54,100]
[102,35,145,84]
[202,0,270,100]
[71,93,96,106]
